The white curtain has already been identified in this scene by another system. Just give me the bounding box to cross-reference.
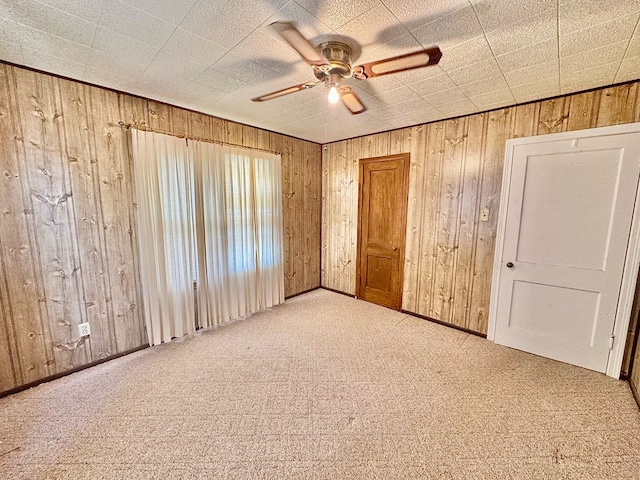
[132,130,284,345]
[194,143,284,328]
[132,131,196,345]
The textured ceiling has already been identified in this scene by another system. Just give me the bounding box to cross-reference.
[1,0,639,143]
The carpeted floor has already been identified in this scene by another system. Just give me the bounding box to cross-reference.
[1,289,639,479]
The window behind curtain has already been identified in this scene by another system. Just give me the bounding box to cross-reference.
[133,130,284,346]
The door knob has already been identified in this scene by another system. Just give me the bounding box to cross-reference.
[392,246,398,251]
[506,262,514,268]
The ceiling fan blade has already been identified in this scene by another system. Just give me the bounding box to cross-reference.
[270,21,330,68]
[338,85,366,115]
[252,80,320,102]
[352,47,442,80]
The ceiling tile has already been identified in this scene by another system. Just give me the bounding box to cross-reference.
[83,65,135,91]
[335,2,406,50]
[232,30,301,77]
[120,0,197,24]
[382,0,469,29]
[472,0,557,33]
[626,34,640,58]
[212,51,284,86]
[221,0,289,29]
[560,41,627,75]
[505,60,559,88]
[411,108,448,124]
[17,23,91,64]
[91,26,158,67]
[142,50,208,84]
[35,0,103,23]
[86,49,147,78]
[559,0,640,35]
[439,35,495,71]
[262,1,332,44]
[179,0,256,50]
[511,78,559,103]
[496,38,557,73]
[99,0,176,48]
[13,0,96,46]
[294,0,380,30]
[459,74,508,97]
[435,97,478,117]
[22,46,86,78]
[193,67,250,93]
[422,86,469,107]
[560,61,619,92]
[162,28,227,67]
[616,55,640,83]
[468,88,515,109]
[411,5,484,50]
[560,13,638,57]
[485,10,557,56]
[0,15,20,44]
[447,58,502,86]
[0,1,15,21]
[408,73,457,96]
[368,86,423,109]
[0,41,23,64]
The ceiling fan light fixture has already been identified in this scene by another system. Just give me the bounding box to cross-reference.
[328,86,340,103]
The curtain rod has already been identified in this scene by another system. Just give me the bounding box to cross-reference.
[118,122,282,156]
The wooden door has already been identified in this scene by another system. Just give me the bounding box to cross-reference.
[491,129,640,373]
[357,154,409,310]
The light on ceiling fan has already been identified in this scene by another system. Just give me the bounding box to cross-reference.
[328,86,339,103]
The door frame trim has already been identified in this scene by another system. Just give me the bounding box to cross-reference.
[487,122,640,378]
[356,153,410,310]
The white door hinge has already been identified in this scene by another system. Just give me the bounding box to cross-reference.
[609,335,615,350]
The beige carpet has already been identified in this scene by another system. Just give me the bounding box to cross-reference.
[1,289,639,479]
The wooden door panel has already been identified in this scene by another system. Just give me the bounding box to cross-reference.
[357,154,409,310]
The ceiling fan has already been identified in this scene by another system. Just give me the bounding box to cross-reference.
[252,21,442,114]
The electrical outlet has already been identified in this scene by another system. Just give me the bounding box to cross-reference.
[78,322,91,337]
[480,207,490,222]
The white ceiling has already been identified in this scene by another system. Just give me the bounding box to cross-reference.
[1,0,639,143]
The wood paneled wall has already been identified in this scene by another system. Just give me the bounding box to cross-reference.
[0,64,321,394]
[322,81,640,380]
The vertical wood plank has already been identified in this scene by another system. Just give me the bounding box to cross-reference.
[58,78,113,361]
[242,125,258,150]
[452,113,486,330]
[468,108,512,333]
[596,84,638,127]
[88,87,143,352]
[416,123,444,317]
[432,118,466,325]
[402,125,428,312]
[537,97,570,135]
[13,69,88,372]
[227,121,243,146]
[566,91,600,132]
[0,64,33,389]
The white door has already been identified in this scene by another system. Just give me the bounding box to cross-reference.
[490,127,640,374]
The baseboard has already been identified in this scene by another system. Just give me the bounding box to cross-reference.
[0,344,149,399]
[285,286,321,300]
[320,286,356,298]
[401,309,487,338]
[630,379,640,410]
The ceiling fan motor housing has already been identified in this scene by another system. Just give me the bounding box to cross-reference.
[314,42,353,79]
